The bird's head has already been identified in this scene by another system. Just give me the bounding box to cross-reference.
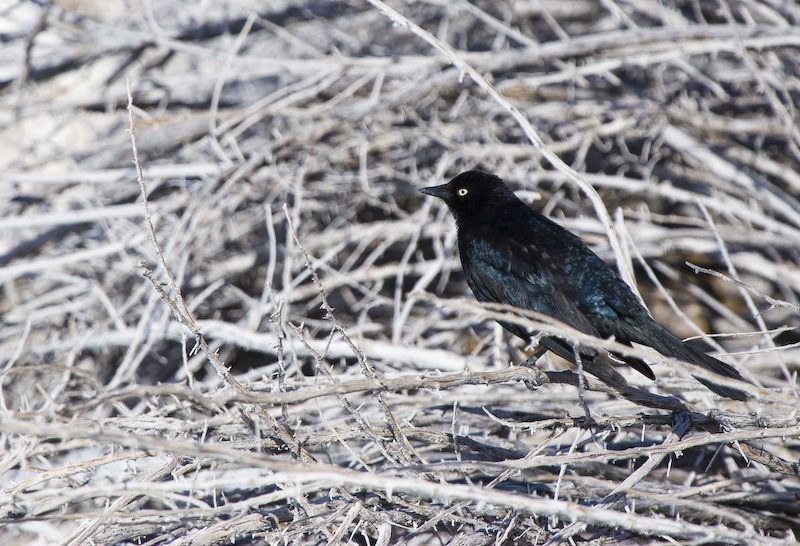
[419,170,514,220]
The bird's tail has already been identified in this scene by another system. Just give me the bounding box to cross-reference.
[649,325,748,401]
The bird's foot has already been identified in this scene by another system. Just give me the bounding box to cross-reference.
[519,365,547,391]
[520,346,547,368]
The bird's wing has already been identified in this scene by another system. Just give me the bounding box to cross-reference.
[494,207,644,337]
[461,235,638,389]
[535,240,745,394]
[461,236,602,340]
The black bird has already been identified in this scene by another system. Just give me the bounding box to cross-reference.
[420,170,748,401]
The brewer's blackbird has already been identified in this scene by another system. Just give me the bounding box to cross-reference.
[420,170,748,401]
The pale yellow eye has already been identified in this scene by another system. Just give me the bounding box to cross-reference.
[457,188,468,197]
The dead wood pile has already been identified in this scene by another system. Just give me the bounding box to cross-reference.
[2,1,800,544]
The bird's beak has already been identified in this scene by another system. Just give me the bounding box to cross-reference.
[418,184,449,200]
